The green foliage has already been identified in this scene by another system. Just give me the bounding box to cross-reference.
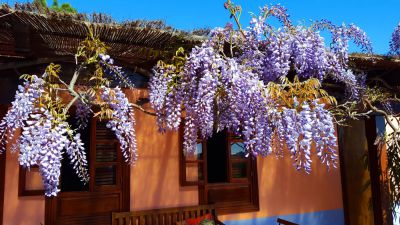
[33,0,47,8]
[51,0,77,14]
[76,30,110,90]
[32,0,77,14]
[51,0,58,8]
[59,3,77,13]
[76,31,108,66]
[199,219,215,225]
[16,31,124,132]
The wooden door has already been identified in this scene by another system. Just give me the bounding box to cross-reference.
[198,131,259,214]
[46,119,130,225]
[0,105,8,225]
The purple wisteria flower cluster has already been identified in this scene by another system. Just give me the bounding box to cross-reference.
[0,75,44,151]
[0,75,89,196]
[19,110,65,196]
[390,23,400,55]
[0,74,139,195]
[75,99,92,129]
[149,4,370,172]
[0,35,140,196]
[99,54,135,88]
[149,63,183,132]
[243,12,372,99]
[101,87,138,164]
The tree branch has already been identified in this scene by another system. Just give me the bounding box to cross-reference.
[364,99,399,133]
[131,103,157,116]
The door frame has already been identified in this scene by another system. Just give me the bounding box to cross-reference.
[0,105,9,225]
[0,143,5,225]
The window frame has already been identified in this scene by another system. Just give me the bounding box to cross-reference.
[19,165,45,196]
[179,127,259,214]
[179,125,206,186]
[228,137,251,184]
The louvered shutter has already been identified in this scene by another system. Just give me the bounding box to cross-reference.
[90,119,122,191]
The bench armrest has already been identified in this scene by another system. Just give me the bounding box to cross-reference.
[215,219,225,225]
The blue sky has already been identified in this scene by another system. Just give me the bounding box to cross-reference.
[3,0,400,54]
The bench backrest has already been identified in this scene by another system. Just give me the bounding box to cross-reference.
[112,205,218,225]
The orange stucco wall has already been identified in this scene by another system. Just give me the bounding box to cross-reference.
[130,107,198,210]
[1,89,343,224]
[3,134,45,225]
[220,149,343,221]
[126,90,343,220]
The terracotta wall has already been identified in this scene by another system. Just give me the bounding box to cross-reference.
[128,110,344,223]
[220,149,343,223]
[126,90,344,223]
[1,89,344,224]
[3,135,45,225]
[128,91,198,210]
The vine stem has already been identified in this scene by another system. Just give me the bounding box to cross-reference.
[59,72,157,116]
[364,99,400,150]
[225,0,246,38]
[131,103,157,116]
[64,95,79,115]
[232,13,246,38]
[69,65,83,90]
[59,66,84,115]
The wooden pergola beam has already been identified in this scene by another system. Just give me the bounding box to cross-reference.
[0,56,153,78]
[0,57,72,70]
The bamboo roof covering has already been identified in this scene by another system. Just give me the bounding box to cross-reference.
[0,3,206,71]
[0,3,399,81]
[349,54,400,86]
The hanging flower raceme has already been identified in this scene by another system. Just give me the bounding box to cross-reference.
[149,3,371,173]
[0,33,142,197]
[101,87,138,164]
[390,23,400,55]
[99,54,135,88]
[75,99,92,130]
[65,132,90,184]
[19,110,66,196]
[0,75,45,152]
[312,101,337,168]
[149,62,183,132]
[0,74,90,196]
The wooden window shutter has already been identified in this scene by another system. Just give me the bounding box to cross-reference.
[90,119,122,191]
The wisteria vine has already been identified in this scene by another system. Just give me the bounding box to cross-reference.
[0,35,138,196]
[149,2,374,173]
[0,1,399,202]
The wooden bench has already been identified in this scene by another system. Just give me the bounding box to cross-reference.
[277,218,299,225]
[112,204,225,225]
